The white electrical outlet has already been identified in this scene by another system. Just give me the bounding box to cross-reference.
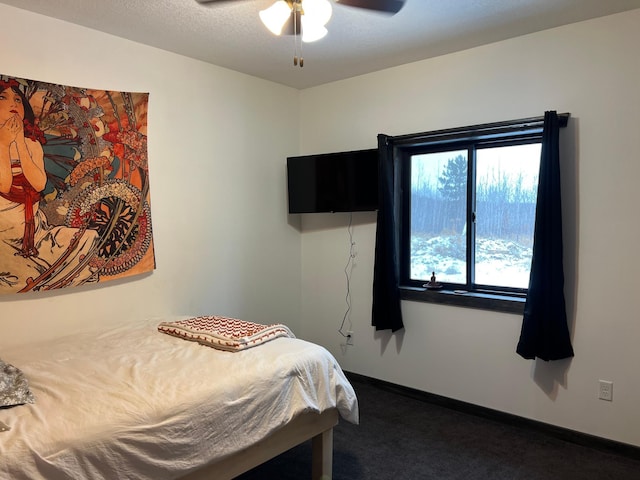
[598,380,613,401]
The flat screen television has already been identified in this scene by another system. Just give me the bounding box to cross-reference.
[287,149,379,213]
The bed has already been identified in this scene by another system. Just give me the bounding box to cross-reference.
[0,317,358,480]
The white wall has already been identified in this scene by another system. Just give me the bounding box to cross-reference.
[298,10,640,447]
[0,4,303,347]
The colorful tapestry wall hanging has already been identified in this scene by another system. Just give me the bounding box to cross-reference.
[0,74,154,294]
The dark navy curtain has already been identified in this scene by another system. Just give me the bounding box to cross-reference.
[371,134,404,332]
[516,111,574,361]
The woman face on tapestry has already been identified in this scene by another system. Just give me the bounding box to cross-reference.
[0,85,26,123]
[0,83,46,194]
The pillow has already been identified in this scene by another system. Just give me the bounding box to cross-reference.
[158,315,295,352]
[0,358,35,408]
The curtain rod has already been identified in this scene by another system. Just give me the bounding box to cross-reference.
[387,113,570,146]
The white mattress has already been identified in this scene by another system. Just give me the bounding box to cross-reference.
[0,319,358,480]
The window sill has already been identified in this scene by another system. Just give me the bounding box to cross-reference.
[400,286,525,315]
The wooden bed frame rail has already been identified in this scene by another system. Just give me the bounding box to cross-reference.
[180,408,339,480]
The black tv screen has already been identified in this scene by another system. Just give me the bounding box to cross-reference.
[287,149,379,213]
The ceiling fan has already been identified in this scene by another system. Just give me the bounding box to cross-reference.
[195,0,406,66]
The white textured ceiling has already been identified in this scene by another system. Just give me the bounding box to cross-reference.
[1,0,639,89]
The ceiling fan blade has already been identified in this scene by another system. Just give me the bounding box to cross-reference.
[335,0,405,14]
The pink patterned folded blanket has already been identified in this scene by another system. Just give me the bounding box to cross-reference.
[157,315,295,352]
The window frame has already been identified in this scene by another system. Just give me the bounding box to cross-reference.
[390,115,568,314]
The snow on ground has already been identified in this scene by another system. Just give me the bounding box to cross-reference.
[411,234,532,288]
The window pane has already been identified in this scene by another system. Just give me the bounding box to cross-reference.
[410,150,467,283]
[475,143,541,289]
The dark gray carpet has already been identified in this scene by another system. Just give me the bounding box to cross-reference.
[236,374,640,479]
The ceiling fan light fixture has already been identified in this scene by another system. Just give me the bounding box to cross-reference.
[301,0,332,27]
[259,0,292,36]
[301,19,328,42]
[260,0,332,41]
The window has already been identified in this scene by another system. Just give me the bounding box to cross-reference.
[392,117,560,313]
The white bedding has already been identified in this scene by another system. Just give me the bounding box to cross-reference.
[0,319,358,480]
